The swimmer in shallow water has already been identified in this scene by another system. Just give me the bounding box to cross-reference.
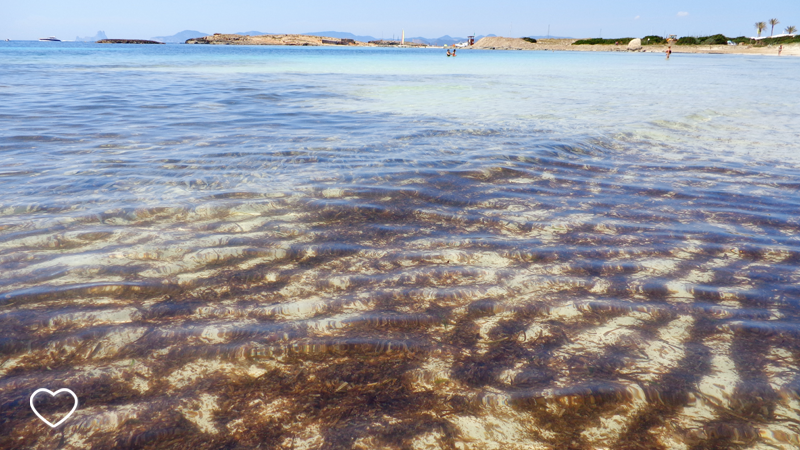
[453,48,457,56]
[446,49,452,57]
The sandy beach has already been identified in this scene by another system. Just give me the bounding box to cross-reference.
[471,36,800,56]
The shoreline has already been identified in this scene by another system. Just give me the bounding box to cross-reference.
[71,32,794,56]
[179,34,799,56]
[469,37,799,56]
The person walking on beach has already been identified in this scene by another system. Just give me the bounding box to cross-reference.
[779,45,783,56]
[666,46,672,60]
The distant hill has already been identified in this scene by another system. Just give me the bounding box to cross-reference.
[75,31,107,42]
[303,31,377,42]
[151,30,208,43]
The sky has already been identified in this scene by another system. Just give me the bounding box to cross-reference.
[2,0,799,40]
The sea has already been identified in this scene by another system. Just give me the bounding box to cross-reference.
[1,41,800,450]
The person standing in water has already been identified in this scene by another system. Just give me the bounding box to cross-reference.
[446,49,452,57]
[453,48,457,56]
[666,46,672,59]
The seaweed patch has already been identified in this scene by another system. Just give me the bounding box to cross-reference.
[2,148,800,449]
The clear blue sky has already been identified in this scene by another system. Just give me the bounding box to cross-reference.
[3,0,799,40]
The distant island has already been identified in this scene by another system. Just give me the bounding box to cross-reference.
[185,34,369,46]
[76,30,107,42]
[97,39,164,44]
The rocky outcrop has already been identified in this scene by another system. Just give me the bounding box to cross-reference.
[96,39,164,44]
[185,34,369,46]
[627,38,642,51]
[321,38,355,45]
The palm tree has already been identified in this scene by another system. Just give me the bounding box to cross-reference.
[786,25,798,35]
[769,18,780,36]
[755,22,767,37]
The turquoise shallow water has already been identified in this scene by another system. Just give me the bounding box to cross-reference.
[2,41,800,449]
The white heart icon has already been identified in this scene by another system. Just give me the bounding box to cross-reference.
[30,388,79,428]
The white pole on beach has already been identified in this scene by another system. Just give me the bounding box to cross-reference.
[402,30,405,45]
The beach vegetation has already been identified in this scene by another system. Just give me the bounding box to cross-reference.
[575,34,763,46]
[769,18,780,36]
[572,38,634,45]
[641,35,667,45]
[756,34,800,45]
[522,37,538,44]
[755,22,767,37]
[673,35,753,46]
[786,26,797,35]
[699,34,729,45]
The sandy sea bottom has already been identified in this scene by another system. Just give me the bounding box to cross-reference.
[1,43,800,449]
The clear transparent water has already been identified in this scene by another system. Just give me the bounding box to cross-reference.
[2,41,800,449]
